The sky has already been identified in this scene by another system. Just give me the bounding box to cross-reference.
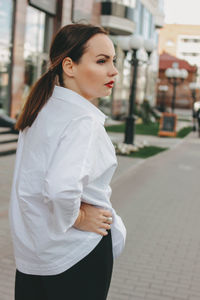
[164,0,200,25]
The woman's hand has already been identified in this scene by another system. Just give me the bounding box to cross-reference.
[73,202,113,236]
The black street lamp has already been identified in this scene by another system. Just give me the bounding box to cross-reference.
[165,66,188,113]
[189,82,200,131]
[158,85,168,112]
[117,35,144,144]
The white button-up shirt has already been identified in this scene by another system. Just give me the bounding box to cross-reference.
[9,86,126,275]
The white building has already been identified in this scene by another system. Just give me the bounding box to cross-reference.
[159,24,200,85]
[177,35,200,82]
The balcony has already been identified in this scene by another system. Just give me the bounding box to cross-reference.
[100,1,136,35]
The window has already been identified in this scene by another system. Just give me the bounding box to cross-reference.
[182,52,199,57]
[138,3,144,35]
[103,0,136,7]
[0,0,13,114]
[23,5,53,106]
[143,7,151,39]
[181,37,200,43]
[148,13,153,38]
[166,40,174,47]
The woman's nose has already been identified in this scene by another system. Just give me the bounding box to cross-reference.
[109,65,118,77]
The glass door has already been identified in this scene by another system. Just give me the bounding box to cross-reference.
[0,0,14,115]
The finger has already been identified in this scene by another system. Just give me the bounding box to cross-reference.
[101,216,113,224]
[97,229,108,236]
[101,223,111,230]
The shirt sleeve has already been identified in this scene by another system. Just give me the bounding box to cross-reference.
[43,115,97,233]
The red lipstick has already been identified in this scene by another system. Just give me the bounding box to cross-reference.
[105,81,114,88]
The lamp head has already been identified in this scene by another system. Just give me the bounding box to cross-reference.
[179,69,188,79]
[116,36,130,52]
[130,34,144,50]
[165,68,173,78]
[189,81,200,90]
[144,39,155,56]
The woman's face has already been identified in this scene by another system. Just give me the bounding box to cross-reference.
[63,34,118,101]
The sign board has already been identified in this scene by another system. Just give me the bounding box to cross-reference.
[29,0,57,15]
[158,113,177,137]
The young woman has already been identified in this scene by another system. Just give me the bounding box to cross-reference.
[10,23,126,300]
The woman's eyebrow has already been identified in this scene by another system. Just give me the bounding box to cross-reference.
[96,54,116,59]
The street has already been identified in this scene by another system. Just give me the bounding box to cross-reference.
[0,132,200,300]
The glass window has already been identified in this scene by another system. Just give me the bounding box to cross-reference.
[143,7,150,39]
[101,0,136,7]
[0,0,13,114]
[23,5,53,106]
[166,40,174,47]
[148,13,153,38]
[138,3,144,35]
[158,0,164,12]
[134,0,140,33]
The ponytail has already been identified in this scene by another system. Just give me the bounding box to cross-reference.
[15,70,56,131]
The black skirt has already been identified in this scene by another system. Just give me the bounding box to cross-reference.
[15,230,113,300]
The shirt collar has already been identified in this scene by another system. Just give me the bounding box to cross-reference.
[52,85,107,125]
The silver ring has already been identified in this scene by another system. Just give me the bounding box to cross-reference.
[106,217,113,222]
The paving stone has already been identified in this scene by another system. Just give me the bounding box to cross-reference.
[108,133,200,299]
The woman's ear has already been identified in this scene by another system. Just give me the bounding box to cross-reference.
[62,57,74,77]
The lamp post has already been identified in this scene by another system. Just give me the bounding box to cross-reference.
[117,35,144,144]
[189,82,200,131]
[165,66,188,113]
[158,85,168,112]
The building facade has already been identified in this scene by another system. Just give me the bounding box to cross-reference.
[0,0,164,119]
[159,24,200,82]
[109,0,165,118]
[158,23,200,110]
[0,0,63,118]
[157,52,197,110]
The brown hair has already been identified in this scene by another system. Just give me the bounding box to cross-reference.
[16,23,108,131]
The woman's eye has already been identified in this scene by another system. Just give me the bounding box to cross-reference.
[97,59,106,64]
[113,59,117,65]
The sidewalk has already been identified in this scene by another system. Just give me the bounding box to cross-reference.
[0,155,15,300]
[108,132,200,300]
[109,120,188,183]
[108,131,183,150]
